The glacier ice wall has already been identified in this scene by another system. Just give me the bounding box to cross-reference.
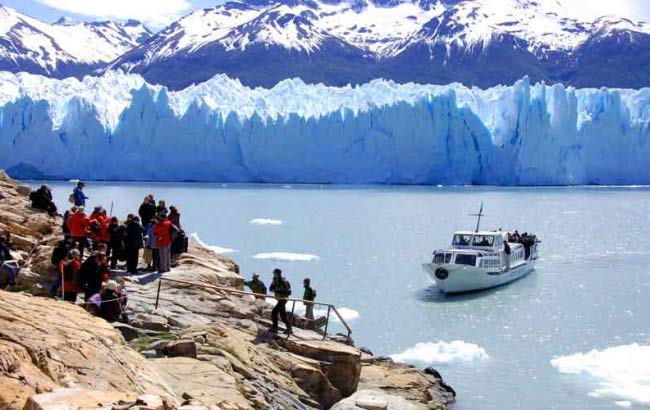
[0,70,649,185]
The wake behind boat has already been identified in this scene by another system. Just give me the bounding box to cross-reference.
[423,205,539,294]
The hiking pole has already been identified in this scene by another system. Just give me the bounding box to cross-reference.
[109,201,114,217]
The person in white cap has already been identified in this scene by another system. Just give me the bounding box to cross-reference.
[99,280,125,322]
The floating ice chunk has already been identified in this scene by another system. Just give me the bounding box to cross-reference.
[189,232,237,254]
[391,341,489,365]
[551,344,650,405]
[615,401,632,408]
[250,218,283,225]
[253,252,319,262]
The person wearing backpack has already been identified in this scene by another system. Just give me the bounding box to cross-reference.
[71,181,88,207]
[303,278,317,321]
[60,249,81,303]
[153,212,172,273]
[269,269,292,335]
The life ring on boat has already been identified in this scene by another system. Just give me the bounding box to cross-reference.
[435,268,449,280]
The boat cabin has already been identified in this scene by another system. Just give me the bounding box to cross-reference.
[432,231,527,270]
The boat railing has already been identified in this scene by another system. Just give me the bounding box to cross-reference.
[479,256,502,269]
[153,276,352,342]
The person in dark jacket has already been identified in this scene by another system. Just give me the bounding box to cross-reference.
[72,181,88,207]
[61,207,76,235]
[30,185,57,216]
[138,195,156,227]
[108,217,123,269]
[124,216,144,274]
[99,280,125,322]
[303,278,317,321]
[78,252,108,301]
[269,269,292,334]
[0,235,16,287]
[244,273,267,299]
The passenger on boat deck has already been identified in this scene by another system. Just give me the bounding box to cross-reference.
[503,240,511,271]
[511,230,521,243]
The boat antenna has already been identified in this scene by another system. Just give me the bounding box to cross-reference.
[470,202,485,232]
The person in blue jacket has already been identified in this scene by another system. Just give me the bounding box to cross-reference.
[72,181,88,207]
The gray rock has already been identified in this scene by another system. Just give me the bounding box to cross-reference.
[163,340,198,359]
[112,323,140,342]
[134,314,170,332]
[141,350,159,359]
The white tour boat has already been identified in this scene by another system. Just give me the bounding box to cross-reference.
[422,205,539,294]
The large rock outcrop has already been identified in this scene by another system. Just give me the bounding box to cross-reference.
[0,291,174,410]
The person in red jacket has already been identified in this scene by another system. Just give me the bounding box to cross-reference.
[153,212,172,273]
[60,249,81,303]
[66,206,89,257]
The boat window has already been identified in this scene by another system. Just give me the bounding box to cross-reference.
[433,252,453,264]
[473,235,495,247]
[453,234,473,246]
[455,254,476,266]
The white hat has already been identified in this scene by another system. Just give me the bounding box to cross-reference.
[104,280,118,291]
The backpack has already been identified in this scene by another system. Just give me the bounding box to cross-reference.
[68,194,75,204]
[63,262,75,282]
[169,223,180,242]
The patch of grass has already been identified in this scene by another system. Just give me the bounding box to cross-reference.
[131,336,152,352]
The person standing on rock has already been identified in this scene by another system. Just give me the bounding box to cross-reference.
[303,278,317,322]
[138,195,156,227]
[78,251,108,301]
[245,273,267,299]
[66,206,89,257]
[108,217,123,270]
[124,216,144,274]
[72,181,88,207]
[269,269,292,335]
[60,249,81,303]
[153,212,172,273]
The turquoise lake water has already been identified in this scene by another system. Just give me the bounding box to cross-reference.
[34,181,650,410]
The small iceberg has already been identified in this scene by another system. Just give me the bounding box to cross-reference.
[190,232,237,254]
[551,344,650,405]
[250,218,283,225]
[390,341,489,365]
[253,252,319,262]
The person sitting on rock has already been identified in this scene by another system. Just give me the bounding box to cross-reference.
[269,269,292,335]
[99,280,126,323]
[0,235,17,288]
[303,278,317,322]
[29,184,57,216]
[245,273,267,299]
[78,251,108,301]
[60,249,81,303]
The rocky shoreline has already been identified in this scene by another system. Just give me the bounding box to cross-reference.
[0,171,455,410]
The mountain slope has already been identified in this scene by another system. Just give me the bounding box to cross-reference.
[109,0,650,89]
[0,5,151,78]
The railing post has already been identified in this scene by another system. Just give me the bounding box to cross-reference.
[154,278,162,310]
[323,305,331,340]
[291,300,296,327]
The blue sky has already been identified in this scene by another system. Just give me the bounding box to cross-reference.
[4,0,650,30]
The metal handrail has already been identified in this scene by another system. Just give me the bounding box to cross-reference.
[153,276,352,341]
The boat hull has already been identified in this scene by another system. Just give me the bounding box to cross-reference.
[422,260,535,294]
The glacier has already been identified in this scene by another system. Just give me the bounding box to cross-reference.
[1,70,650,185]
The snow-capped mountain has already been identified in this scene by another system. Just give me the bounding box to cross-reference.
[0,5,151,79]
[109,0,650,89]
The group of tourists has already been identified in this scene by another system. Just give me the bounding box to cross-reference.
[245,269,317,335]
[26,181,323,334]
[40,182,188,323]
